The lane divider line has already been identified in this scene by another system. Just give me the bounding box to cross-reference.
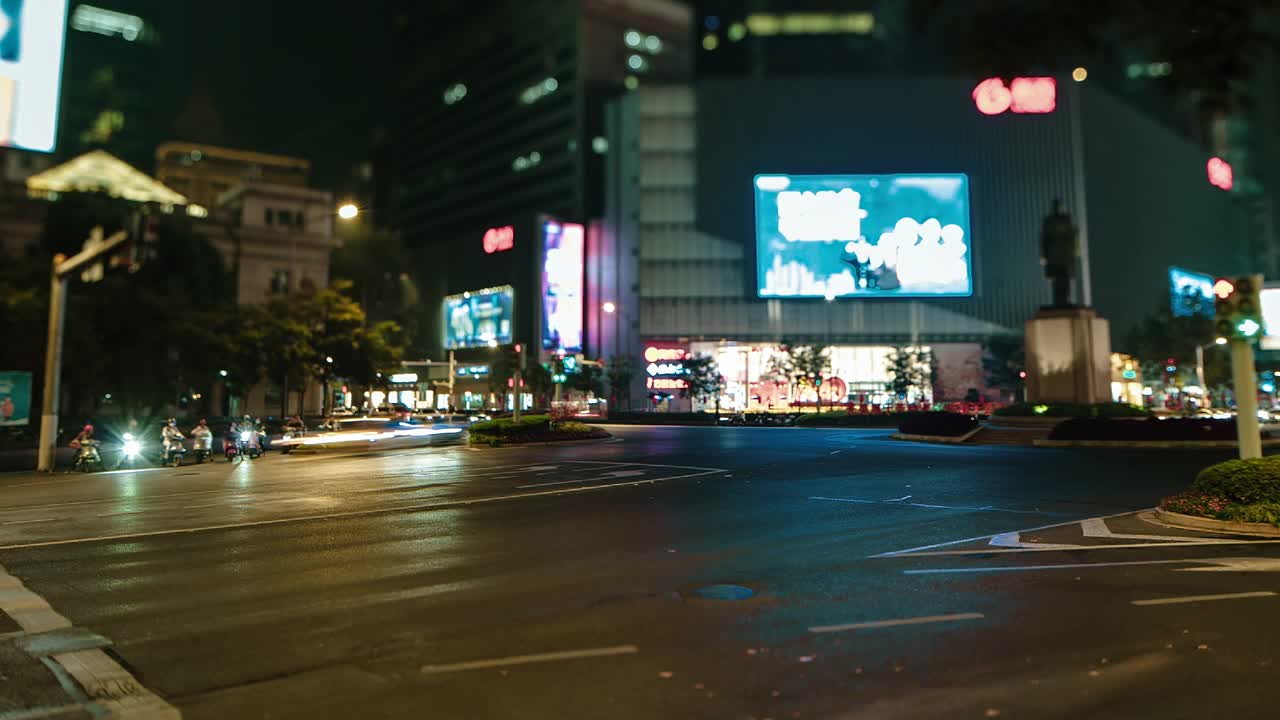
[810,496,1070,516]
[0,563,179,719]
[871,508,1175,557]
[904,559,1200,575]
[421,644,639,675]
[810,612,984,634]
[1132,591,1277,606]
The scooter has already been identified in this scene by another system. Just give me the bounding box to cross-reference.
[70,439,103,473]
[192,432,213,463]
[164,443,187,467]
[236,430,261,460]
[224,435,240,462]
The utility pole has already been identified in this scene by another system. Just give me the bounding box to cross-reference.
[1231,340,1262,459]
[512,343,524,422]
[37,227,130,472]
[447,350,456,410]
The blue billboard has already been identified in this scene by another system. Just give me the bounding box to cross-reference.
[754,174,972,298]
[0,371,32,426]
[1168,266,1214,318]
[443,286,514,349]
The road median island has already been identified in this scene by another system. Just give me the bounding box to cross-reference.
[1155,456,1280,536]
[468,415,611,447]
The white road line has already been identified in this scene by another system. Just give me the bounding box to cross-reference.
[882,538,1280,557]
[810,496,1062,516]
[988,532,1083,550]
[420,644,638,674]
[1080,517,1221,543]
[884,495,913,502]
[518,469,647,489]
[870,508,1159,557]
[810,612,983,634]
[904,559,1200,575]
[0,469,725,551]
[1132,591,1277,606]
[2,518,57,525]
[562,460,725,472]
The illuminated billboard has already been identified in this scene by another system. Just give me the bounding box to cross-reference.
[443,286,514,349]
[0,1,68,152]
[542,220,584,352]
[1261,288,1280,351]
[1169,267,1214,318]
[754,174,972,298]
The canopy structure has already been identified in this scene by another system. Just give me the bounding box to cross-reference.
[25,150,208,216]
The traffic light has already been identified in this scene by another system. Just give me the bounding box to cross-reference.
[1214,274,1264,341]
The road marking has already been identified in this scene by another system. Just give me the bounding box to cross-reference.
[1132,591,1277,606]
[1177,557,1280,572]
[3,518,57,525]
[885,495,912,502]
[421,644,638,675]
[904,559,1208,575]
[1080,517,1220,543]
[809,612,983,634]
[810,496,1066,516]
[989,532,1083,550]
[0,469,725,550]
[0,564,179,718]
[563,460,724,472]
[518,469,646,489]
[883,538,1280,557]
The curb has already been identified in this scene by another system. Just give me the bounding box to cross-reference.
[1151,508,1280,537]
[1035,438,1280,449]
[891,427,981,445]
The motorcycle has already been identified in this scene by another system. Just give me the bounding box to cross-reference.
[70,439,103,473]
[224,435,240,462]
[116,432,145,469]
[193,434,213,464]
[163,442,186,467]
[236,430,261,460]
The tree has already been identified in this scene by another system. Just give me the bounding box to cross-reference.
[775,342,831,412]
[886,346,933,402]
[568,363,605,397]
[330,224,422,354]
[1122,298,1226,387]
[606,356,635,410]
[983,335,1025,402]
[682,354,725,414]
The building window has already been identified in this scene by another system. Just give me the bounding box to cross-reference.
[295,211,305,229]
[270,270,291,294]
[265,208,275,226]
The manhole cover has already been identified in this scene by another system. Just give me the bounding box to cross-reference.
[693,584,754,601]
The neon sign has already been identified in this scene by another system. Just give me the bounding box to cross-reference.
[541,221,584,352]
[973,77,1056,115]
[644,346,688,362]
[643,345,689,391]
[483,225,514,254]
[1207,157,1233,191]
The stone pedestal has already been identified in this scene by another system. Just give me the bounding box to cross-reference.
[1025,307,1112,405]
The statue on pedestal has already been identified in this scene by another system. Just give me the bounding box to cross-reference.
[1040,198,1080,308]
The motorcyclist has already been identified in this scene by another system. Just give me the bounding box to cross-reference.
[161,418,185,462]
[69,423,95,451]
[284,415,305,435]
[191,419,213,451]
[233,414,261,451]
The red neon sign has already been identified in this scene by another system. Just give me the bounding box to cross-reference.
[483,225,515,254]
[1207,157,1233,191]
[973,77,1056,115]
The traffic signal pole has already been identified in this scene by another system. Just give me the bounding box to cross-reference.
[36,229,130,472]
[1231,340,1263,459]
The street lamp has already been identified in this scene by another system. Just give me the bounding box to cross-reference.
[602,301,616,314]
[218,369,228,377]
[337,203,359,220]
[1195,337,1229,401]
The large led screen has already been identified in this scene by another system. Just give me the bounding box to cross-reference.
[754,174,972,298]
[1168,266,1214,318]
[0,1,68,152]
[542,220,583,352]
[443,286,513,349]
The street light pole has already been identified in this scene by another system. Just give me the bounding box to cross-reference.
[1196,337,1228,406]
[1231,339,1262,459]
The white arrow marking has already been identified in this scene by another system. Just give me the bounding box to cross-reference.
[517,469,647,489]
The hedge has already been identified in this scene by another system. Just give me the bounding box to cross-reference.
[995,402,1149,418]
[1049,417,1235,442]
[897,413,979,437]
[1191,456,1280,504]
[792,412,915,428]
[469,415,609,446]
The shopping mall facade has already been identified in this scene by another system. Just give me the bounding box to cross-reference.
[410,75,1251,413]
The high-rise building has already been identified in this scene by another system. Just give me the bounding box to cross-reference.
[384,0,692,357]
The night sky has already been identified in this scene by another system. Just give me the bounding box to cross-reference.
[92,0,396,186]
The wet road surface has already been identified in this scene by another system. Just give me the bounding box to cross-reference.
[0,426,1276,718]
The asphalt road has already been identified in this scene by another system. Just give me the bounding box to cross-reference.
[0,426,1277,719]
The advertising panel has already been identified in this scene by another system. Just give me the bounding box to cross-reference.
[1261,288,1280,351]
[643,344,689,392]
[0,1,68,152]
[754,174,972,298]
[1168,266,1214,318]
[443,286,514,349]
[542,220,584,352]
[0,371,32,426]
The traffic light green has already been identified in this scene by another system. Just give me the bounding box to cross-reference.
[1214,274,1264,341]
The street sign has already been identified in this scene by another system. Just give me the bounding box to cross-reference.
[0,371,32,426]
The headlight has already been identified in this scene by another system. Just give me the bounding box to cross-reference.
[123,439,141,457]
[240,431,252,441]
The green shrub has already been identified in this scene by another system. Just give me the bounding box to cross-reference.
[1218,502,1280,527]
[468,415,607,446]
[995,402,1148,418]
[1191,456,1280,504]
[793,412,904,427]
[897,413,979,437]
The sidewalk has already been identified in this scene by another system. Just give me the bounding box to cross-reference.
[0,448,75,474]
[0,564,178,719]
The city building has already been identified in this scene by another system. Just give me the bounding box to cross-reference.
[598,77,1250,411]
[155,141,311,210]
[385,0,692,361]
